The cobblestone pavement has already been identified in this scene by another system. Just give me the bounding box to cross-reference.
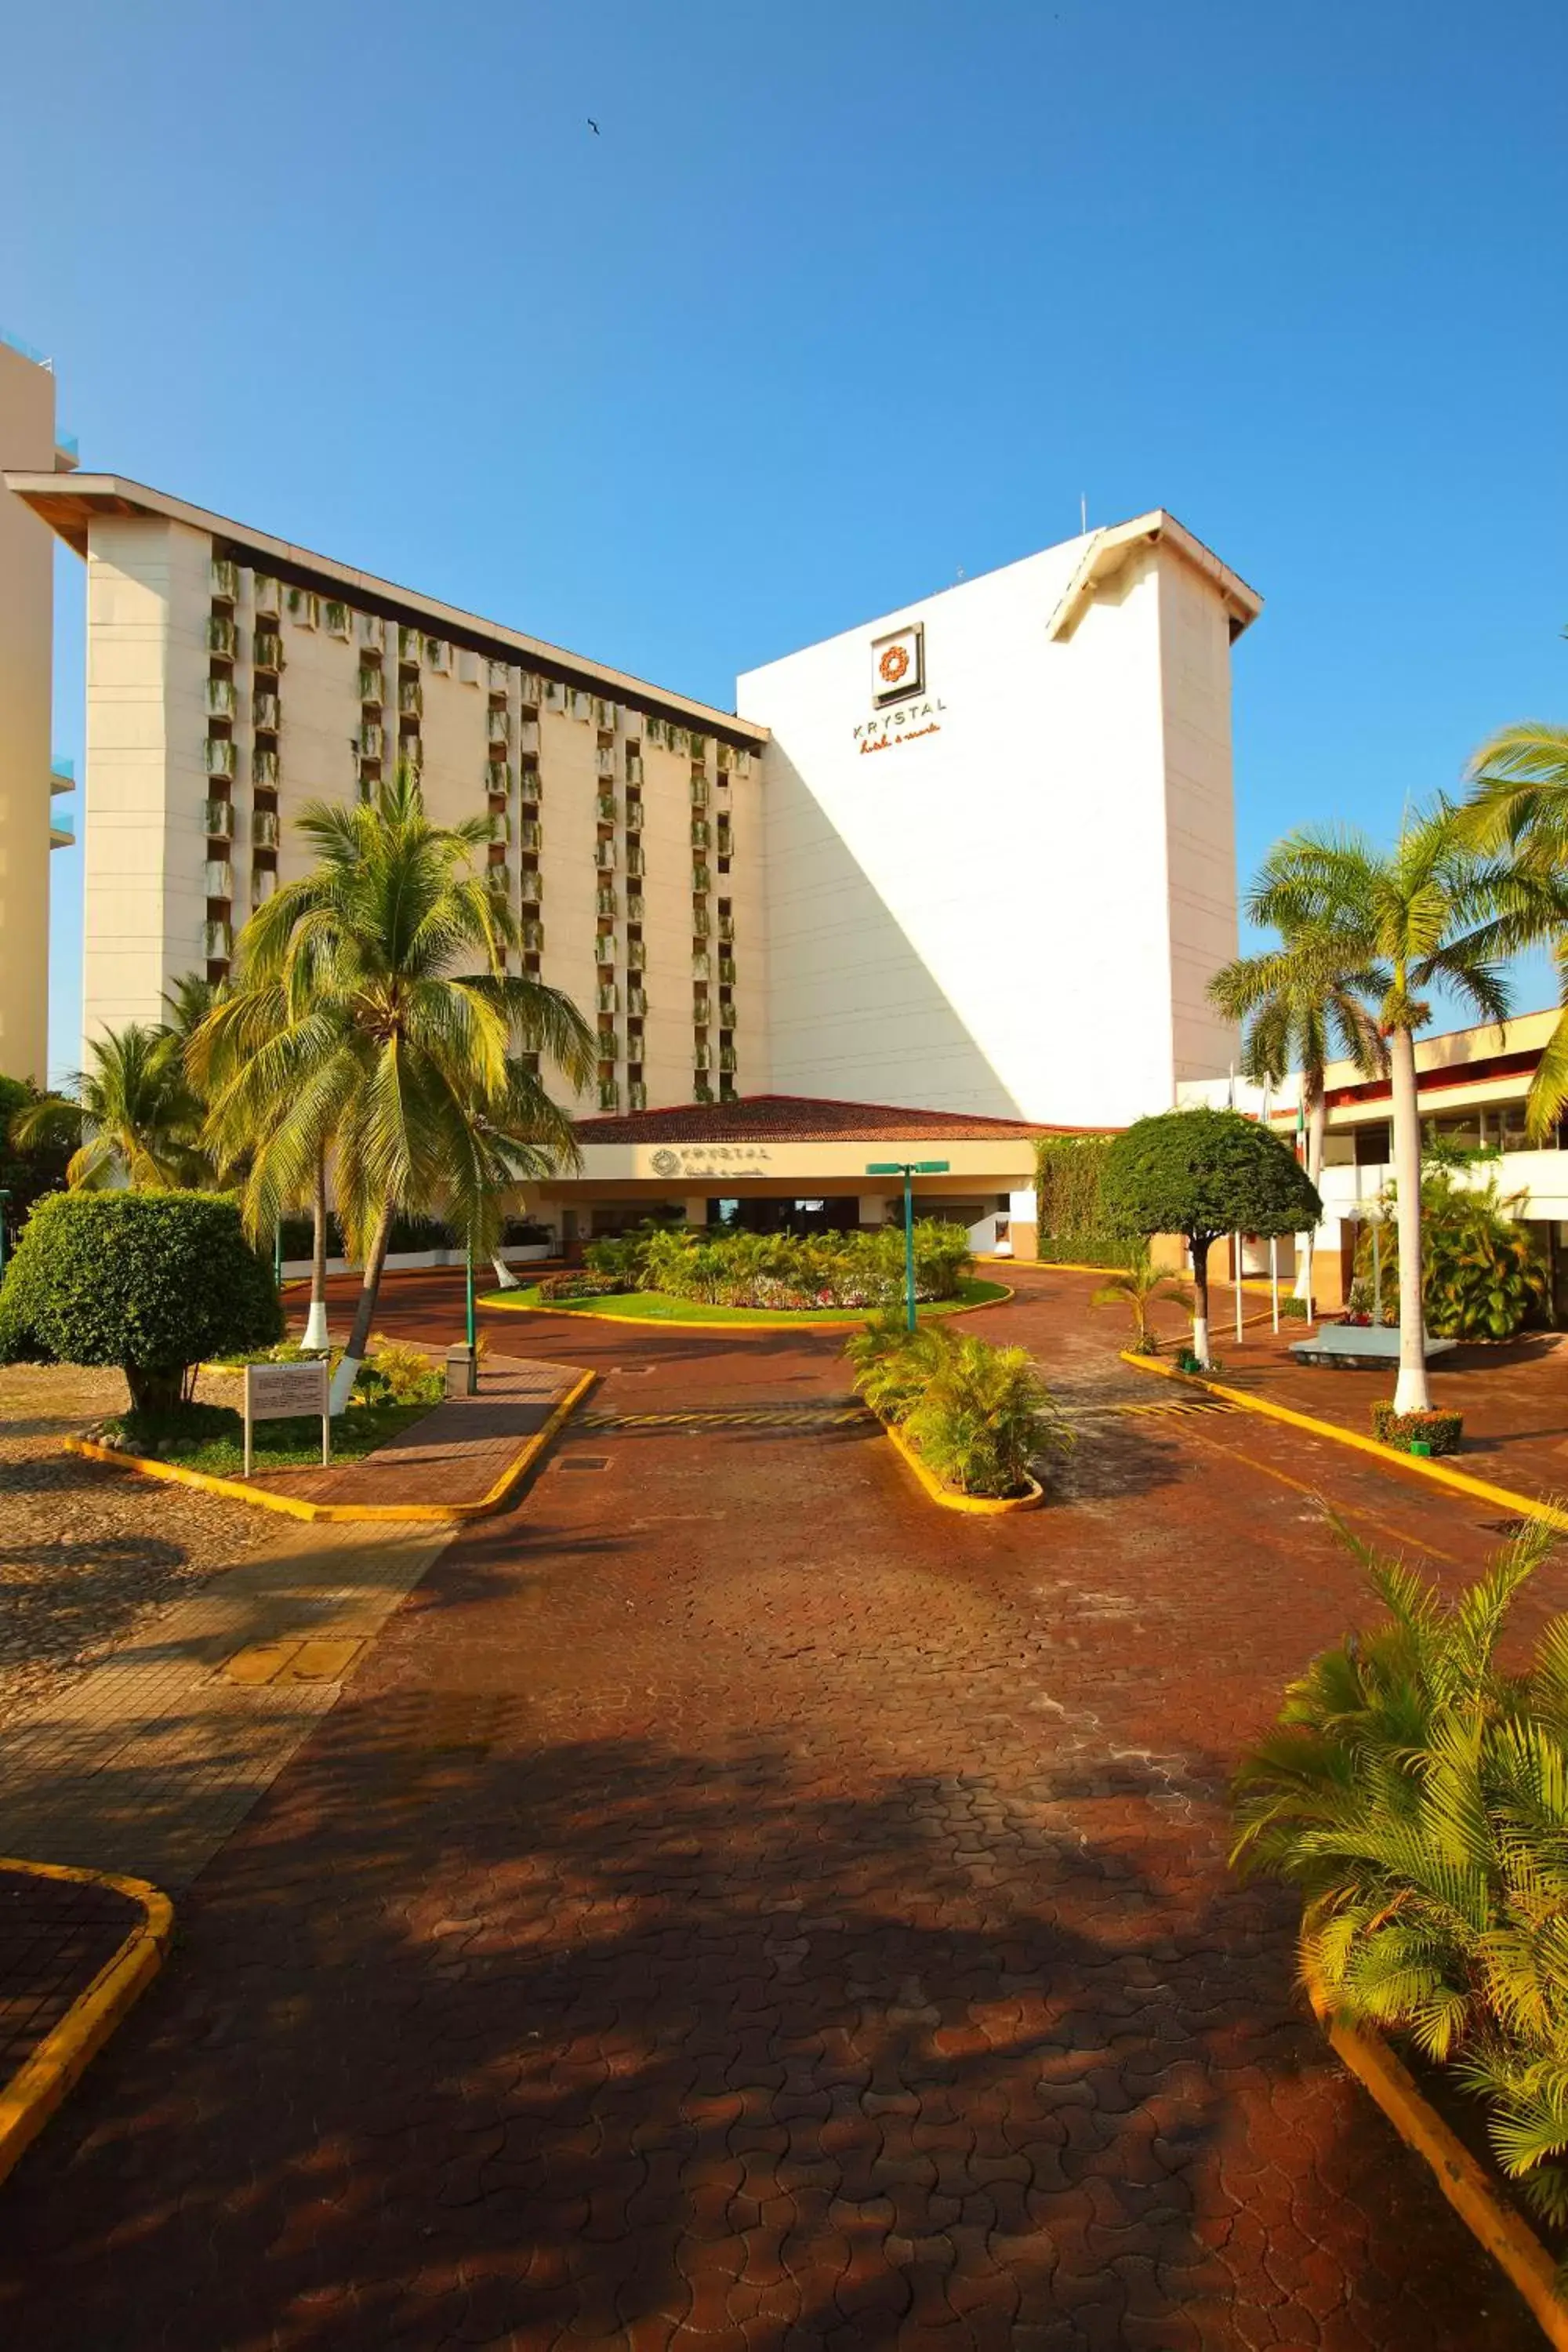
[0,1864,141,2082]
[0,1270,1550,2347]
[0,1364,277,1730]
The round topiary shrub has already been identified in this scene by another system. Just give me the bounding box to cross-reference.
[0,1190,284,1414]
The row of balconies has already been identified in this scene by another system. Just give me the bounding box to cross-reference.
[691,1044,739,1076]
[690,952,739,983]
[202,802,281,849]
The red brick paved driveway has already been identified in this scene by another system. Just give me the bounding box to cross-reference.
[0,1272,1546,2347]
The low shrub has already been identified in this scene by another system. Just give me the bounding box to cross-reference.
[536,1271,625,1301]
[1232,1517,1568,2229]
[503,1218,554,1247]
[583,1231,650,1286]
[1370,1401,1463,1456]
[1279,1295,1309,1321]
[845,1318,1072,1499]
[353,1335,442,1408]
[1352,1174,1550,1340]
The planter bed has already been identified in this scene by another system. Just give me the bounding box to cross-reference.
[879,1414,1044,1513]
[481,1277,1011,1328]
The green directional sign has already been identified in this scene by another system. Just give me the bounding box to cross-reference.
[866,1160,952,1328]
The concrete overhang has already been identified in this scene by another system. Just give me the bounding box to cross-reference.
[2,470,770,748]
[1047,510,1263,644]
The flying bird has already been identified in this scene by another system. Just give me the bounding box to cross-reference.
[588,118,600,134]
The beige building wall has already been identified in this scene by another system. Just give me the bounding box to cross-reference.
[0,343,61,1081]
[64,503,764,1118]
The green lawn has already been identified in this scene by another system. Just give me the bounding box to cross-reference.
[480,1276,1011,1327]
[100,1397,437,1477]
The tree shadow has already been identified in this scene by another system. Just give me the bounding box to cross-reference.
[0,1720,1532,2349]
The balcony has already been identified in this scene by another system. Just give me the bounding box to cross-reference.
[253,747,280,786]
[49,811,74,848]
[487,760,514,798]
[399,678,423,717]
[626,894,645,924]
[688,734,709,768]
[691,818,710,849]
[357,723,384,759]
[487,707,511,746]
[358,665,384,703]
[205,676,236,718]
[693,1079,714,1106]
[598,1080,620,1112]
[625,844,644,878]
[717,913,735,943]
[692,951,711,981]
[733,750,752,781]
[425,637,449,673]
[488,659,512,693]
[519,766,542,803]
[597,982,619,1014]
[324,600,350,638]
[520,872,543,906]
[253,575,281,619]
[253,691,281,732]
[205,615,237,658]
[202,799,233,840]
[598,1031,621,1062]
[287,587,319,629]
[627,938,646,971]
[596,791,618,823]
[485,864,510,898]
[592,698,618,732]
[522,919,545,953]
[250,867,278,909]
[253,808,280,850]
[596,885,618,918]
[517,718,540,757]
[719,1045,737,1075]
[690,776,709,808]
[625,754,644,786]
[627,986,647,1017]
[566,689,592,724]
[519,818,542,853]
[205,858,234,898]
[594,840,616,873]
[400,734,424,770]
[203,918,234,960]
[204,736,236,778]
[717,955,736,985]
[210,557,239,600]
[716,824,733,857]
[358,612,384,649]
[253,630,283,671]
[693,1044,713,1073]
[628,1081,647,1112]
[594,745,615,778]
[716,741,735,774]
[488,809,512,844]
[691,865,713,895]
[517,670,544,707]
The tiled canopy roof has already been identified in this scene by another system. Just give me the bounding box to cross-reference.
[573,1094,1103,1145]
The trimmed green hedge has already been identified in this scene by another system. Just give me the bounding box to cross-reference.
[1033,1135,1134,1268]
[0,1189,283,1414]
[1370,1402,1463,1456]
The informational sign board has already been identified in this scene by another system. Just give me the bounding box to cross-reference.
[243,1358,330,1477]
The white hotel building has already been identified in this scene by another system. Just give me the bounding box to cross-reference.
[5,442,1265,1250]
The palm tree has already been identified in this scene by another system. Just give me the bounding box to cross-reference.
[10,1022,208,1192]
[1091,1252,1194,1352]
[1247,806,1545,1413]
[193,768,595,1410]
[1208,924,1388,1303]
[1464,720,1568,1137]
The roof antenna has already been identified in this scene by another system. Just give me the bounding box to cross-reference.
[1080,493,1088,534]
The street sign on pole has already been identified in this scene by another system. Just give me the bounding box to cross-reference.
[866,1160,951,1331]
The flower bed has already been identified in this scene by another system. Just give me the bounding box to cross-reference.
[583,1220,974,1312]
[1370,1400,1464,1456]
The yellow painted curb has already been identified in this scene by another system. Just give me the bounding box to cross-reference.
[880,1416,1045,1515]
[1316,2004,1568,2343]
[1116,1352,1568,1536]
[480,1285,1014,1332]
[0,1857,173,2190]
[61,1367,598,1526]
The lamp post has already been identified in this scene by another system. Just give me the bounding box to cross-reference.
[865,1160,950,1331]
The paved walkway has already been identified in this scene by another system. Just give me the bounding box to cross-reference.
[0,1865,141,2085]
[0,1276,1545,2347]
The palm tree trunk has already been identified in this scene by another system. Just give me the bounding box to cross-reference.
[327,1200,394,1414]
[1191,1235,1212,1367]
[1293,1091,1327,1303]
[301,1151,331,1352]
[1388,1023,1430,1414]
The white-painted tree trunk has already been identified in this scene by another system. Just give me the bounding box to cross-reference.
[301,1300,331,1352]
[1292,1092,1327,1302]
[328,1352,361,1415]
[1191,1313,1210,1369]
[1388,1023,1430,1414]
[490,1258,521,1290]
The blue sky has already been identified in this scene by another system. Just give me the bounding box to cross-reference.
[4,0,1564,1080]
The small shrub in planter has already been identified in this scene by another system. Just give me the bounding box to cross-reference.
[536,1271,624,1301]
[1370,1401,1463,1456]
[1279,1296,1309,1322]
[844,1316,1073,1498]
[352,1334,442,1408]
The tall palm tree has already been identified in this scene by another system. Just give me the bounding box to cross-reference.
[10,1022,208,1192]
[1209,924,1388,1301]
[1464,720,1568,1137]
[1247,805,1548,1413]
[193,768,595,1410]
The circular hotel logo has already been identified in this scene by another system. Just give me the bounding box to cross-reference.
[650,1148,681,1176]
[878,643,909,687]
[870,622,924,706]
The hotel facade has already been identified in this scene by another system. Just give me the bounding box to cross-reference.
[6,442,1265,1247]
